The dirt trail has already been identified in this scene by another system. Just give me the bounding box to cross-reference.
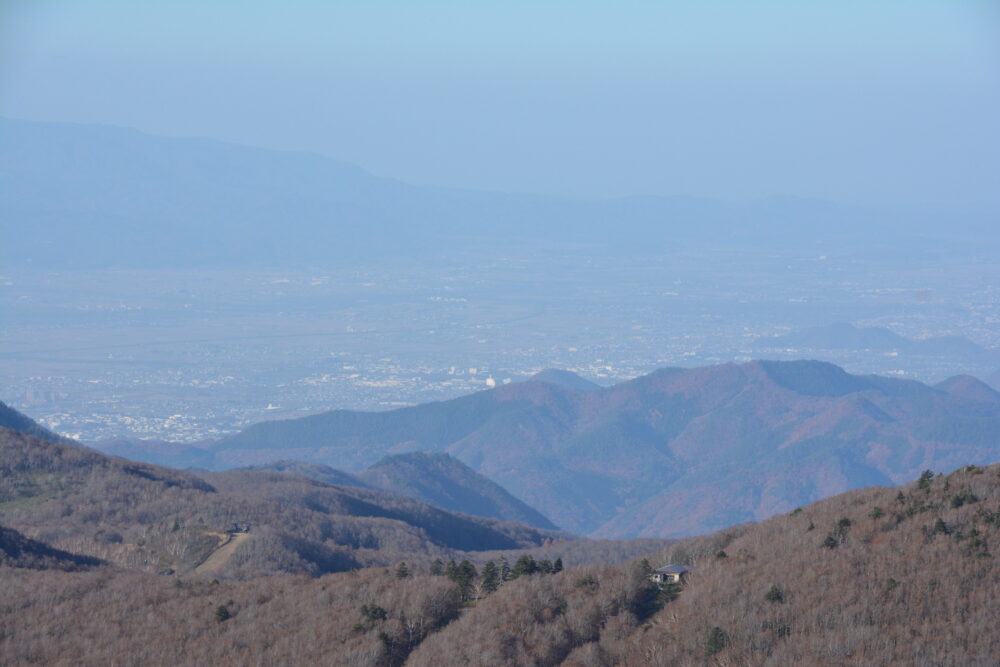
[194,532,251,574]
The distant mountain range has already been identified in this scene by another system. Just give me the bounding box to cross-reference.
[0,117,960,270]
[758,322,998,363]
[109,360,1000,538]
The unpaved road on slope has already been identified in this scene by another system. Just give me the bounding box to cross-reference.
[194,532,251,574]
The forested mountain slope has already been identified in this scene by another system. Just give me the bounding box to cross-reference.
[0,523,104,571]
[241,460,370,488]
[0,401,71,444]
[3,463,997,665]
[0,427,554,577]
[211,360,1000,537]
[358,452,558,530]
[94,437,216,469]
[243,454,557,529]
[409,463,1000,665]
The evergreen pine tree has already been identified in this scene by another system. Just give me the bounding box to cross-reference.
[552,557,563,573]
[448,560,478,601]
[499,556,512,582]
[458,560,478,581]
[481,561,500,594]
[395,562,410,579]
[705,627,727,656]
[511,554,537,578]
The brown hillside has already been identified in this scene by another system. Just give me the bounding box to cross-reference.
[2,463,997,665]
[413,463,1000,665]
[0,427,555,576]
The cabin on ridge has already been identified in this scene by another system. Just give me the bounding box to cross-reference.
[651,564,689,585]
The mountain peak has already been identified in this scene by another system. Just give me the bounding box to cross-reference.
[765,323,907,350]
[752,359,873,397]
[525,369,600,392]
[935,375,1000,404]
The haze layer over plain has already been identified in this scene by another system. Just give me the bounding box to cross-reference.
[2,0,998,209]
[1,1,998,443]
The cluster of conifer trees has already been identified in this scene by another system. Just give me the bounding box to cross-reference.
[399,554,565,601]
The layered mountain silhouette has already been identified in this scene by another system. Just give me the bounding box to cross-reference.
[357,452,558,530]
[197,360,1000,537]
[94,437,216,469]
[2,117,920,270]
[522,369,601,392]
[936,375,1000,404]
[243,454,556,529]
[0,426,557,576]
[240,460,371,488]
[759,322,997,363]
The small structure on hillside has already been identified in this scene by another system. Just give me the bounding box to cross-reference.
[651,564,689,585]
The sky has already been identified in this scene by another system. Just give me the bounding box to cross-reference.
[1,0,998,208]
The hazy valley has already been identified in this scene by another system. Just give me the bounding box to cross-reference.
[3,119,999,446]
[3,4,998,663]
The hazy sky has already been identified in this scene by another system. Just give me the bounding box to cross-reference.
[2,1,998,208]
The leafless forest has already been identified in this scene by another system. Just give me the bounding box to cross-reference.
[3,432,998,665]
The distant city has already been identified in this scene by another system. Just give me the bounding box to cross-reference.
[4,245,998,443]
